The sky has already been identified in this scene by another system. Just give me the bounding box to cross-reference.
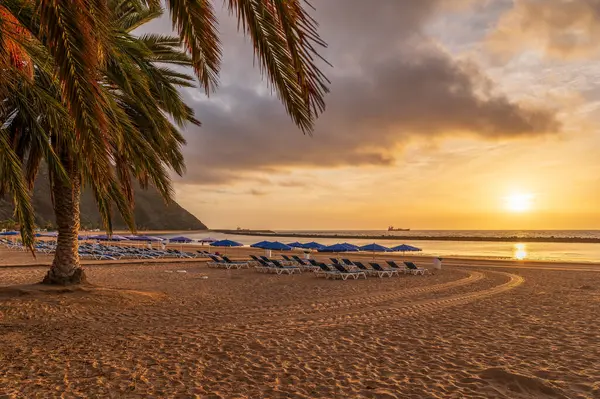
[139,0,600,230]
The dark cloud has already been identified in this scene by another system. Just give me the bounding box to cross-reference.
[158,0,560,185]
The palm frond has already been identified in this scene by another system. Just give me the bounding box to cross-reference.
[0,128,35,250]
[38,0,113,183]
[227,0,329,133]
[165,0,222,93]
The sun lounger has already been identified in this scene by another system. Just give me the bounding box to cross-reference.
[329,258,342,265]
[222,256,250,268]
[315,263,340,279]
[341,259,355,266]
[332,263,367,280]
[207,255,245,269]
[281,255,296,263]
[255,259,274,273]
[270,259,301,274]
[404,261,428,275]
[255,259,299,274]
[386,260,409,274]
[369,262,398,277]
[353,262,382,277]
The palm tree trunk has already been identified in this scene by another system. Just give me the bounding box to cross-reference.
[42,157,87,285]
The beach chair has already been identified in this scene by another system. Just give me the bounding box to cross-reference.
[222,256,250,268]
[329,258,342,265]
[308,259,322,268]
[332,263,367,280]
[291,256,320,271]
[255,259,274,273]
[270,260,301,275]
[316,263,340,279]
[369,262,398,277]
[404,261,428,275]
[207,255,241,269]
[387,260,409,274]
[341,259,355,266]
[353,262,380,277]
[281,255,295,263]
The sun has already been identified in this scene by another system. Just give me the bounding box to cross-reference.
[505,193,534,212]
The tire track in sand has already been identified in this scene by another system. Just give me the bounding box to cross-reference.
[245,271,524,331]
[191,270,485,325]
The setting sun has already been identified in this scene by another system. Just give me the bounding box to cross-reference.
[505,193,534,213]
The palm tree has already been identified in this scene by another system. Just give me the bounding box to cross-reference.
[0,0,328,284]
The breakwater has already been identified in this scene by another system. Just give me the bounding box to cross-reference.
[212,230,600,244]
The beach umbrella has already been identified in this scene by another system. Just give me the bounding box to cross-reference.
[88,234,129,241]
[359,243,392,252]
[37,232,58,237]
[0,231,19,236]
[211,239,243,255]
[87,234,107,240]
[319,243,359,253]
[109,235,129,241]
[287,242,304,248]
[262,241,292,251]
[302,241,326,250]
[391,244,422,253]
[341,242,360,251]
[359,243,392,259]
[133,235,164,242]
[211,239,243,247]
[169,236,193,243]
[251,240,272,249]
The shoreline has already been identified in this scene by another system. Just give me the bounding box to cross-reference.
[212,230,600,244]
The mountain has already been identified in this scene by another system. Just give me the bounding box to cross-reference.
[0,168,207,231]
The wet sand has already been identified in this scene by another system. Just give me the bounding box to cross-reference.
[0,248,599,398]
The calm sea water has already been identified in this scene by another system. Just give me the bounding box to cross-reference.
[165,230,600,263]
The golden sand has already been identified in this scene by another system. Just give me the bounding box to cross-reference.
[0,248,599,398]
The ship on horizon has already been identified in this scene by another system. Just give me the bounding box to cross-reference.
[388,226,410,231]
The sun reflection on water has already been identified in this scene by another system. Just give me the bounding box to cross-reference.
[514,243,527,260]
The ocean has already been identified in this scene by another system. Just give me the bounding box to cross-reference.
[164,230,600,263]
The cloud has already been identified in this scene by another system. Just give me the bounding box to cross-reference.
[162,0,560,185]
[488,0,600,59]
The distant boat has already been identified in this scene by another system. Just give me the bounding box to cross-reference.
[388,226,410,231]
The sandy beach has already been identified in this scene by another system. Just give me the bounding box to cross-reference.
[1,247,599,398]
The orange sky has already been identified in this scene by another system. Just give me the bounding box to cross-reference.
[142,0,600,230]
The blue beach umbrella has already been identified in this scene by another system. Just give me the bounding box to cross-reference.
[251,240,272,249]
[391,244,422,253]
[0,231,19,236]
[262,241,292,251]
[302,242,326,250]
[319,243,360,253]
[88,234,106,240]
[39,232,58,237]
[137,235,164,241]
[170,236,193,243]
[360,243,392,259]
[359,243,392,252]
[287,242,304,248]
[109,235,129,241]
[211,239,243,247]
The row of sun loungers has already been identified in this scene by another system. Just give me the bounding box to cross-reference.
[1,240,212,261]
[207,253,429,280]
